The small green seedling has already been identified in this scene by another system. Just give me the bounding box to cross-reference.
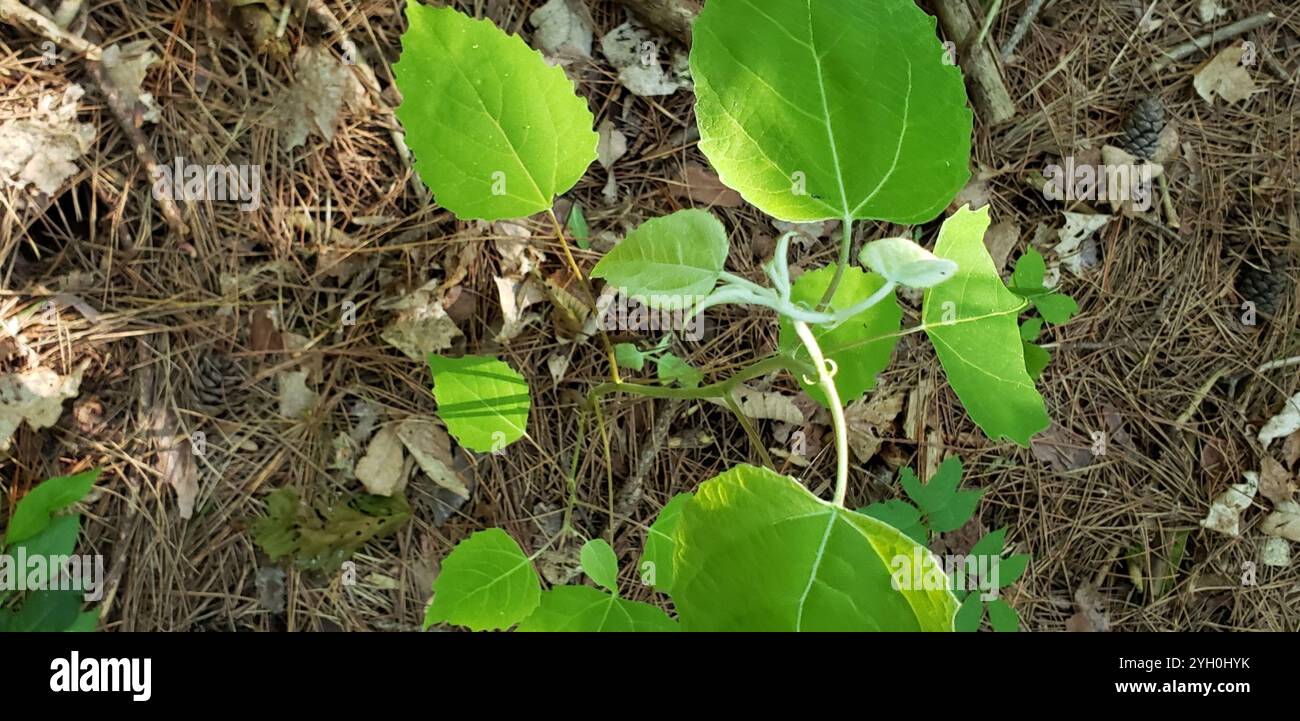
[860,457,1030,632]
[1009,248,1080,379]
[0,468,102,632]
[390,0,1068,631]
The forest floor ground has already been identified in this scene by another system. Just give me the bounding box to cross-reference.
[1,0,1297,630]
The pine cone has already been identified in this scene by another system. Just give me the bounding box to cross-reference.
[1236,253,1292,317]
[1119,96,1165,161]
[195,353,239,412]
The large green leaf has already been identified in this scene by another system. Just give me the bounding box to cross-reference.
[671,465,957,631]
[14,514,81,559]
[6,590,82,632]
[516,586,678,632]
[591,209,729,309]
[639,492,693,593]
[427,355,531,453]
[690,0,971,223]
[424,528,541,631]
[922,207,1049,445]
[393,4,597,220]
[3,468,99,546]
[778,265,901,407]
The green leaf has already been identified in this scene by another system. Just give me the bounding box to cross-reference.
[567,202,590,249]
[1010,247,1046,291]
[14,514,81,559]
[393,4,597,220]
[672,464,958,631]
[1032,292,1079,325]
[900,457,981,534]
[778,265,901,407]
[7,590,82,632]
[4,469,99,546]
[427,354,531,453]
[986,598,1020,632]
[516,586,678,632]
[858,499,927,545]
[953,592,984,632]
[252,489,410,573]
[923,206,1050,445]
[66,609,99,632]
[425,528,541,631]
[1019,317,1044,342]
[1023,341,1051,379]
[591,209,729,309]
[969,528,1007,558]
[999,554,1030,588]
[656,353,702,389]
[614,342,646,372]
[640,492,693,593]
[580,538,619,593]
[690,0,971,223]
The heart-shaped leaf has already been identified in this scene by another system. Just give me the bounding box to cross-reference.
[424,528,541,631]
[690,0,971,223]
[591,209,729,309]
[923,206,1049,444]
[394,5,598,220]
[671,464,957,631]
[427,355,531,453]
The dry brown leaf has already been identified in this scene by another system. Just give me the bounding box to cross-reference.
[494,275,547,343]
[380,280,464,361]
[0,85,96,195]
[1030,422,1092,472]
[355,425,406,497]
[529,0,594,61]
[1258,536,1290,567]
[983,220,1020,271]
[1066,583,1109,632]
[1259,392,1300,446]
[843,392,904,462]
[1261,500,1300,542]
[102,41,161,123]
[1193,45,1260,105]
[277,369,318,419]
[1258,456,1296,505]
[249,308,282,354]
[677,162,745,207]
[0,365,85,452]
[1283,430,1300,469]
[280,44,364,150]
[1199,472,1258,537]
[1056,212,1108,277]
[709,387,802,424]
[596,119,627,170]
[152,407,198,519]
[395,419,470,499]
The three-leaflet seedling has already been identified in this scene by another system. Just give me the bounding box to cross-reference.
[388,0,1065,631]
